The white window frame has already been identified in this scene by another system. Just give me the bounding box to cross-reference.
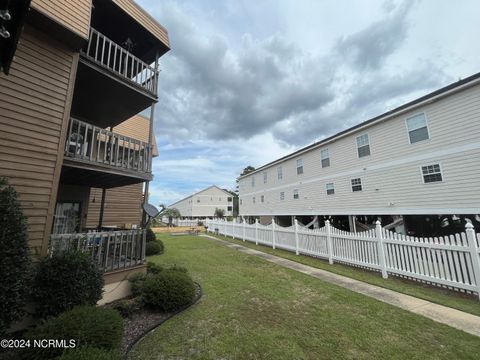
[296,159,304,175]
[321,148,330,168]
[420,163,443,184]
[260,195,265,203]
[351,178,362,192]
[251,176,255,187]
[280,192,285,201]
[293,189,299,199]
[263,172,268,184]
[405,112,430,144]
[326,182,335,195]
[356,134,371,158]
[253,196,256,204]
[277,166,283,180]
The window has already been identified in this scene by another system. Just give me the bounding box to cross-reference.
[326,183,335,195]
[422,164,443,183]
[263,172,268,184]
[351,178,362,192]
[356,134,370,157]
[227,197,232,202]
[227,206,232,211]
[406,113,429,143]
[197,198,201,203]
[261,195,265,203]
[293,189,299,199]
[251,176,255,187]
[280,192,285,201]
[240,199,243,205]
[253,197,256,204]
[321,148,330,168]
[296,159,304,175]
[277,166,283,180]
[218,197,222,201]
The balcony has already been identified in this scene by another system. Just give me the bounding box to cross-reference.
[71,28,160,128]
[61,118,152,188]
[83,28,158,96]
[49,229,146,273]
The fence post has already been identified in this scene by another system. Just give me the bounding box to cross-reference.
[375,220,388,279]
[465,222,480,300]
[272,217,276,249]
[255,219,259,245]
[294,219,299,255]
[326,220,333,264]
[231,219,234,239]
[242,217,246,242]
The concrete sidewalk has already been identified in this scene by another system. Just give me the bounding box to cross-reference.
[201,234,480,337]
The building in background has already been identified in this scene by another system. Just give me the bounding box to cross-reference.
[238,73,480,237]
[0,0,169,301]
[168,185,234,219]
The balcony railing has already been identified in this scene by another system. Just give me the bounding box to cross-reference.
[81,28,158,95]
[64,118,152,174]
[49,229,146,273]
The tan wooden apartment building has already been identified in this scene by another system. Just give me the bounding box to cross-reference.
[0,0,169,300]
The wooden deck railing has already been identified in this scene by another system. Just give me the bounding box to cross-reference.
[82,28,158,95]
[64,118,152,174]
[49,229,146,273]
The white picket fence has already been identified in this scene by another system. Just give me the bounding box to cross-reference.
[160,217,202,227]
[205,218,480,299]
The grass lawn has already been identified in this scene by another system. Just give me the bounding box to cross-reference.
[129,234,480,360]
[214,233,480,317]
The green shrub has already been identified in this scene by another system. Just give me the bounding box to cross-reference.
[24,306,123,359]
[156,239,164,254]
[145,241,162,256]
[32,251,104,318]
[0,177,31,335]
[111,298,142,318]
[129,273,147,297]
[145,228,156,242]
[54,347,122,360]
[147,261,164,274]
[142,270,196,312]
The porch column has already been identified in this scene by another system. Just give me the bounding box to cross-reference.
[98,188,107,230]
[142,51,159,226]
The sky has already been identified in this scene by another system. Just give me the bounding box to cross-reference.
[135,0,480,207]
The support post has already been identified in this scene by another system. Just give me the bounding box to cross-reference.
[231,218,234,239]
[326,220,333,264]
[294,218,299,255]
[255,219,259,245]
[375,220,388,279]
[465,222,480,300]
[272,217,276,249]
[97,188,107,230]
[242,216,246,242]
[142,101,156,226]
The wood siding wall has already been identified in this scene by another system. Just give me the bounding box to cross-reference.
[86,184,143,228]
[30,0,92,40]
[112,0,169,48]
[113,114,158,156]
[0,25,78,254]
[239,82,480,216]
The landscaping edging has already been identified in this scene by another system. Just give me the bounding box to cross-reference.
[124,281,203,358]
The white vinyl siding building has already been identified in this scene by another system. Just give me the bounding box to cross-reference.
[168,185,233,218]
[238,75,480,218]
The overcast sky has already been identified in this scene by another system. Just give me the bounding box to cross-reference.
[136,0,480,206]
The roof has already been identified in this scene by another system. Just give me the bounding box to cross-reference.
[239,71,480,179]
[168,185,233,208]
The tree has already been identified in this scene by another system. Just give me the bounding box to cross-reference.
[214,208,225,218]
[158,207,181,226]
[0,177,31,334]
[235,165,256,194]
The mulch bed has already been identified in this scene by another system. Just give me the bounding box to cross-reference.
[119,282,203,355]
